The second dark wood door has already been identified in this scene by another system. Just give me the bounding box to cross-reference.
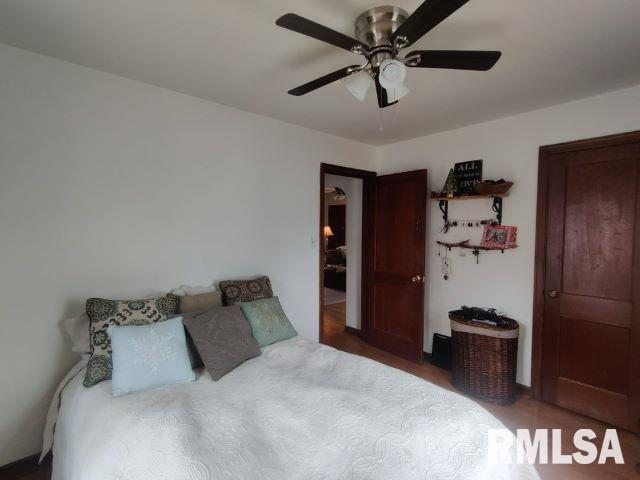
[368,170,427,362]
[539,134,640,432]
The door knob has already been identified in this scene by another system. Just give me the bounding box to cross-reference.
[548,289,558,299]
[412,275,423,283]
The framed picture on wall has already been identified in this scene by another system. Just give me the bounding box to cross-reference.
[454,159,483,194]
[481,225,517,249]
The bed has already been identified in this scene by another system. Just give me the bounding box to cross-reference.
[51,337,538,479]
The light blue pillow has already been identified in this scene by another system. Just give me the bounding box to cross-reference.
[239,297,298,347]
[107,317,195,396]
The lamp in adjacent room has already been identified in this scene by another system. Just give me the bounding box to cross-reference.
[323,225,334,250]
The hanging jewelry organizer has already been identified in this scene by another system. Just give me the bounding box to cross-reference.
[436,240,517,264]
[431,193,507,233]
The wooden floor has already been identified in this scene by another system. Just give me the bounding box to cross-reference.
[323,302,640,480]
[0,455,50,480]
[7,303,639,479]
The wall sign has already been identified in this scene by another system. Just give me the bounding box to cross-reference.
[454,160,483,193]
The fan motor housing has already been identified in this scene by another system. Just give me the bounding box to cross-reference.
[355,6,408,67]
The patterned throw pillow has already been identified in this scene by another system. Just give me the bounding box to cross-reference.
[218,276,273,306]
[83,294,180,387]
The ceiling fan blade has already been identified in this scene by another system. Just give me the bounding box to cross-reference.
[391,0,470,48]
[406,50,501,71]
[288,65,361,96]
[375,76,398,109]
[276,13,369,54]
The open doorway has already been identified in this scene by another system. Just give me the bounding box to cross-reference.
[323,176,357,343]
[319,164,426,363]
[319,164,375,347]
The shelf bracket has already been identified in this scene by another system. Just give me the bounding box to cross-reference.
[438,200,449,228]
[472,248,480,264]
[492,197,503,225]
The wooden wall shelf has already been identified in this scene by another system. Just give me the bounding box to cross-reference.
[430,193,508,201]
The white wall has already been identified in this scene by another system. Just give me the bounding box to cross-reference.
[0,44,375,466]
[376,84,640,387]
[324,175,363,329]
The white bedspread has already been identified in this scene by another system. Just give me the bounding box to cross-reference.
[53,337,538,480]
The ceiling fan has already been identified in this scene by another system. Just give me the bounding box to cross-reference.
[275,0,501,108]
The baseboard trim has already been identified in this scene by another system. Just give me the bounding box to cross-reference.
[0,452,48,475]
[423,351,532,397]
[344,326,361,336]
[516,383,532,396]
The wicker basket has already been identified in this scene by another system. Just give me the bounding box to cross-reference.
[450,313,519,405]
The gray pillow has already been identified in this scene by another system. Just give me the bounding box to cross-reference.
[181,306,262,380]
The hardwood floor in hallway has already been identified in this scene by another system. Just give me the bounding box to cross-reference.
[322,302,640,480]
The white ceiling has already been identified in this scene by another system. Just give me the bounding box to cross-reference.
[1,0,639,145]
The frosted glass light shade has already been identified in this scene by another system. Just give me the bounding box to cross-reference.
[344,71,373,101]
[378,59,407,89]
[379,59,409,103]
[384,83,410,103]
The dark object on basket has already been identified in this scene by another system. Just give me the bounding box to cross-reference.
[451,306,512,328]
[476,179,513,195]
[431,333,452,370]
[449,310,519,405]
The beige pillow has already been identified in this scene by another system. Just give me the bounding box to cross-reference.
[179,291,223,313]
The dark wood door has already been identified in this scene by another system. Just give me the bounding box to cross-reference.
[539,135,640,432]
[327,205,346,249]
[368,170,427,362]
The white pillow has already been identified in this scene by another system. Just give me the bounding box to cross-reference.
[172,284,216,297]
[63,314,90,354]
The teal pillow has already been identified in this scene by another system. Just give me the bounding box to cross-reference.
[107,317,195,396]
[239,297,297,347]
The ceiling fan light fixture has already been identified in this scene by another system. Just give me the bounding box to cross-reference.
[344,71,373,102]
[384,83,410,103]
[378,59,409,103]
[378,59,407,89]
[276,3,502,108]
